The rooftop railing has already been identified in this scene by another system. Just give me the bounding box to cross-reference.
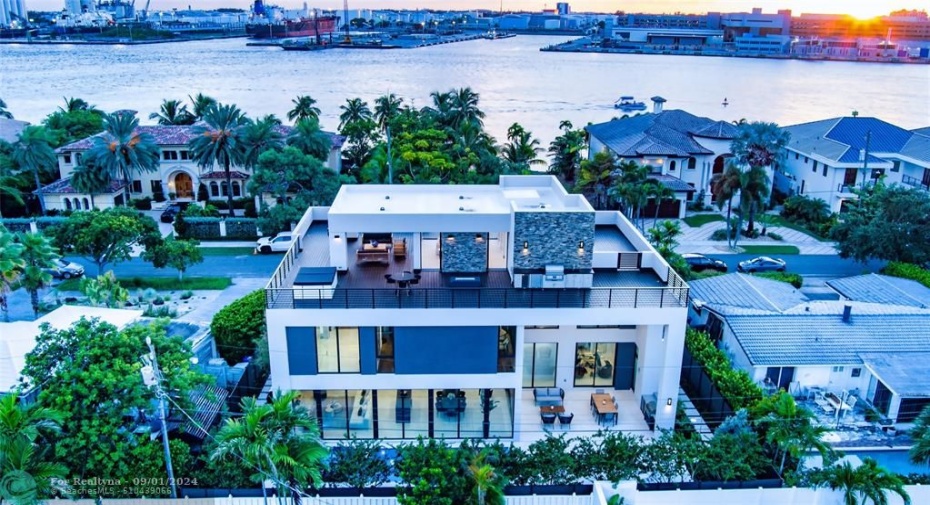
[265,285,689,310]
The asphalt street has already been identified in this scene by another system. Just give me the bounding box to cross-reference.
[710,254,885,278]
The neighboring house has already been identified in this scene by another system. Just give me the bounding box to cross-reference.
[688,272,930,424]
[0,118,29,144]
[264,175,690,442]
[42,124,345,211]
[776,116,930,213]
[0,305,143,400]
[585,99,741,217]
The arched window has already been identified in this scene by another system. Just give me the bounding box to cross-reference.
[221,182,229,197]
[669,160,677,171]
[65,199,72,211]
[74,198,82,210]
[210,182,219,197]
[83,198,90,209]
[232,181,241,197]
[688,157,697,169]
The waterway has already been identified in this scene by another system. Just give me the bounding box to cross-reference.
[1,35,928,145]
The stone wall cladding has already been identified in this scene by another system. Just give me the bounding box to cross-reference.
[513,211,595,270]
[441,232,489,273]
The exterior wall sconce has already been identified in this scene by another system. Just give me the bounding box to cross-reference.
[667,398,673,406]
[379,207,386,211]
[446,234,456,243]
[475,234,485,243]
[522,241,529,255]
[578,240,585,255]
[333,235,341,242]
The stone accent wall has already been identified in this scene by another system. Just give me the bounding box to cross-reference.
[512,211,595,271]
[440,232,489,273]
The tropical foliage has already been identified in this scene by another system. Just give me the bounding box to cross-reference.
[909,404,930,466]
[0,392,69,505]
[51,207,162,275]
[80,271,130,308]
[685,328,763,410]
[149,99,195,125]
[11,126,58,215]
[189,103,248,212]
[547,120,585,186]
[87,112,160,201]
[210,289,267,365]
[809,458,911,505]
[142,237,204,280]
[884,262,930,289]
[16,232,58,318]
[0,224,25,321]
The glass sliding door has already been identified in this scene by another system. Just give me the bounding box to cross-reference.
[574,342,617,387]
[316,327,361,373]
[522,343,557,388]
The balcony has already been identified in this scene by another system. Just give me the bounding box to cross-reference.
[902,174,930,192]
[265,222,688,310]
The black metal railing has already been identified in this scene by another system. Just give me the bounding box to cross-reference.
[902,174,930,191]
[265,285,689,310]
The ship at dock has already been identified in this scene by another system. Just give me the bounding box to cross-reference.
[245,0,338,40]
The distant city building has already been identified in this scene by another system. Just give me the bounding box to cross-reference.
[556,2,570,16]
[0,0,27,27]
[792,11,930,42]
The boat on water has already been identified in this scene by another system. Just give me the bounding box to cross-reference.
[484,31,516,40]
[613,96,647,110]
[246,0,338,40]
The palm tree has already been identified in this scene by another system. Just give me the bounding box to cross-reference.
[0,226,24,322]
[149,99,195,126]
[69,158,112,209]
[813,458,911,505]
[59,96,100,114]
[711,162,742,248]
[607,160,649,221]
[752,392,831,475]
[450,87,485,129]
[17,232,57,319]
[287,95,321,123]
[11,126,57,215]
[240,118,285,171]
[0,391,68,505]
[373,93,403,132]
[338,98,373,131]
[0,170,24,218]
[426,90,455,128]
[0,98,13,119]
[88,112,160,203]
[908,404,930,466]
[501,123,544,170]
[730,121,789,230]
[548,121,585,186]
[189,103,248,212]
[188,92,217,120]
[736,165,770,241]
[649,180,676,227]
[287,117,332,162]
[467,452,505,505]
[576,150,617,209]
[0,391,63,448]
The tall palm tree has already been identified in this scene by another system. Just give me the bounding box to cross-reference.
[0,225,24,322]
[373,93,403,132]
[17,232,57,319]
[287,117,332,162]
[59,96,100,114]
[240,118,285,171]
[0,390,68,505]
[188,92,217,121]
[0,170,24,218]
[736,165,770,239]
[189,103,248,212]
[287,95,321,123]
[467,452,505,505]
[0,391,63,449]
[88,112,160,203]
[450,87,485,129]
[501,123,543,170]
[753,392,831,475]
[730,121,789,229]
[908,404,930,466]
[0,98,13,119]
[149,99,195,126]
[11,126,57,215]
[547,121,585,186]
[711,162,742,248]
[426,90,455,128]
[577,150,617,209]
[813,459,911,505]
[649,180,676,228]
[338,98,373,131]
[607,160,649,220]
[69,158,112,209]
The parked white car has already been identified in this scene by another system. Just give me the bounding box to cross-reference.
[255,232,294,254]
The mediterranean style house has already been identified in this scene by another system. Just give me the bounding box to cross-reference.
[585,97,743,218]
[41,124,344,212]
[775,116,930,213]
[263,175,690,442]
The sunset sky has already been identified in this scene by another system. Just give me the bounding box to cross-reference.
[26,0,926,19]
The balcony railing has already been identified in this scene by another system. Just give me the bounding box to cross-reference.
[902,174,930,191]
[265,285,689,310]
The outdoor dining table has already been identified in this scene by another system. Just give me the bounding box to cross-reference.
[591,393,618,425]
[388,271,417,294]
[539,405,565,415]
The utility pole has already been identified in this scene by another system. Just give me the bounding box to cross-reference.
[141,337,178,499]
[861,130,872,188]
[386,124,393,184]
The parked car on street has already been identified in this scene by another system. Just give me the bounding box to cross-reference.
[160,203,190,223]
[737,256,787,273]
[45,258,85,279]
[682,253,728,273]
[255,232,294,254]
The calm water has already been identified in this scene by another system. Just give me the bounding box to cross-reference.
[2,36,928,145]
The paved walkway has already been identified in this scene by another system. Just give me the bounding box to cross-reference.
[175,277,267,327]
[676,212,838,255]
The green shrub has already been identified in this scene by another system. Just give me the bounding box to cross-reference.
[184,203,221,218]
[710,229,730,241]
[131,197,153,210]
[243,200,258,218]
[0,218,32,233]
[781,195,831,225]
[35,216,67,232]
[740,228,760,239]
[883,261,930,288]
[143,304,177,318]
[180,290,193,300]
[208,198,250,210]
[756,271,803,289]
[225,218,259,239]
[180,217,222,240]
[211,289,266,364]
[686,329,763,410]
[767,232,783,241]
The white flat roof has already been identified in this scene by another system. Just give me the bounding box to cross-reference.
[0,305,142,393]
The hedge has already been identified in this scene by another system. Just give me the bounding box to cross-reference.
[211,289,266,365]
[224,218,258,239]
[180,217,222,240]
[208,198,251,210]
[883,261,930,289]
[0,218,32,233]
[35,216,68,232]
[686,328,763,411]
[755,272,803,289]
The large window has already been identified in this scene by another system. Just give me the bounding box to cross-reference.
[498,327,515,373]
[377,327,394,373]
[574,342,617,387]
[522,343,557,388]
[316,327,360,373]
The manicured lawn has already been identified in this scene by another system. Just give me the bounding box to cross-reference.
[683,214,725,227]
[200,247,256,256]
[765,215,832,242]
[739,245,801,255]
[57,276,232,291]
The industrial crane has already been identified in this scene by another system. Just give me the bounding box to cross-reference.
[342,0,351,43]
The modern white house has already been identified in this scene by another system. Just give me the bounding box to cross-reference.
[585,99,741,217]
[688,272,930,425]
[775,116,930,213]
[41,124,344,212]
[264,175,690,442]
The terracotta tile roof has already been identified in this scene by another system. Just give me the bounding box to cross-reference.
[200,171,250,180]
[37,177,127,195]
[57,125,346,152]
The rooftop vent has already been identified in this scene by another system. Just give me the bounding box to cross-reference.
[842,305,852,323]
[380,207,386,212]
[385,195,390,200]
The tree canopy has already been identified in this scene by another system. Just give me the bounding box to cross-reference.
[51,207,162,275]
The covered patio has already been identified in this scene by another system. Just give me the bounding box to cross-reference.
[516,388,653,444]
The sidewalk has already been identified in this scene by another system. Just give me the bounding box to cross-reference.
[675,213,837,255]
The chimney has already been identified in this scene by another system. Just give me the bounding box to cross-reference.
[651,96,666,114]
[842,305,852,323]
